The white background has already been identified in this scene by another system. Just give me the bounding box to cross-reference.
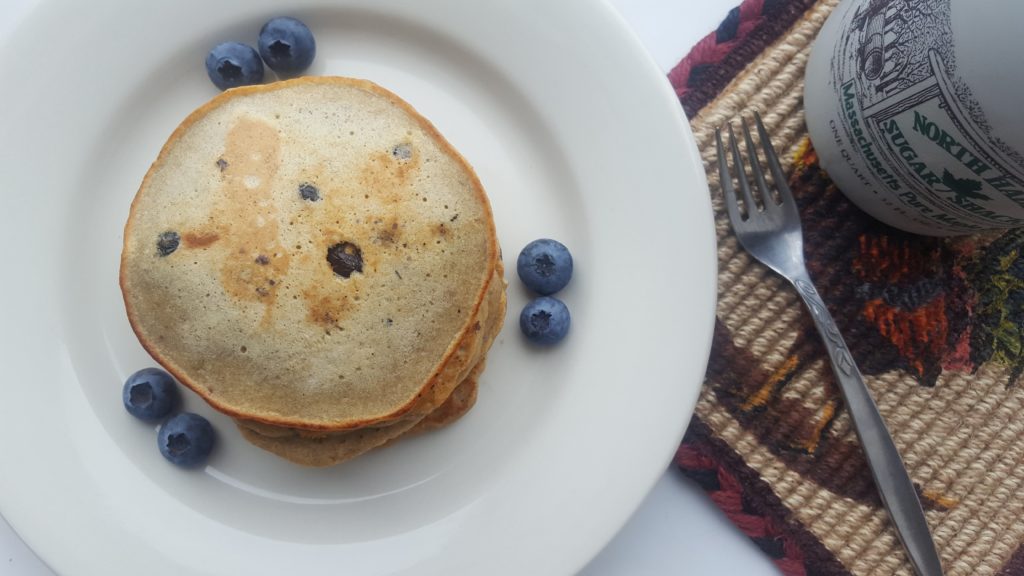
[0,1,778,574]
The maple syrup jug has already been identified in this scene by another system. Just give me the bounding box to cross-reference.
[805,0,1024,235]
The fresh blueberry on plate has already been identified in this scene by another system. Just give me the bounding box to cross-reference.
[158,413,215,468]
[205,41,264,90]
[258,17,316,77]
[517,238,573,295]
[122,367,179,421]
[520,296,571,346]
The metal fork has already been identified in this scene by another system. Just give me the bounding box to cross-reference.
[716,113,944,576]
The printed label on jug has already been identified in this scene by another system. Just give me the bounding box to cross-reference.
[826,0,1024,233]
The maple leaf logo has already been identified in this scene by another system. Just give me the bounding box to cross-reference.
[942,169,989,201]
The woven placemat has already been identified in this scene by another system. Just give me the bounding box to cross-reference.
[671,1,1024,575]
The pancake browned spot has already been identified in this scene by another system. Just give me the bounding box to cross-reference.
[182,231,220,248]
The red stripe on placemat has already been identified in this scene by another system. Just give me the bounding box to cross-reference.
[668,0,764,95]
[668,0,819,118]
[678,417,852,576]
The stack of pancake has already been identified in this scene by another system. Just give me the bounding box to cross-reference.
[120,77,505,466]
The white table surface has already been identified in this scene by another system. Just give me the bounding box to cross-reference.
[0,1,779,574]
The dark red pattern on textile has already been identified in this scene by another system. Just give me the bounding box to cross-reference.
[678,418,852,576]
[673,3,1024,574]
[668,0,818,118]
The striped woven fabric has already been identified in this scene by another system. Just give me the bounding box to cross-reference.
[672,1,1024,574]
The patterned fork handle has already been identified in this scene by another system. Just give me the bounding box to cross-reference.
[717,116,944,576]
[795,274,944,576]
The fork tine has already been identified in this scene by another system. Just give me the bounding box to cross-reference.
[753,112,794,206]
[740,117,777,209]
[715,128,745,226]
[727,123,759,217]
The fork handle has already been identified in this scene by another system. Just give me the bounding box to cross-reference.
[791,270,944,576]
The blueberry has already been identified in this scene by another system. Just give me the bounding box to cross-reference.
[327,241,363,278]
[299,182,320,202]
[205,42,264,91]
[122,368,179,421]
[258,17,316,77]
[517,239,573,295]
[519,296,571,346]
[156,230,180,257]
[158,413,215,468]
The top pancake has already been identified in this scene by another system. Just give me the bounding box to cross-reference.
[120,77,500,431]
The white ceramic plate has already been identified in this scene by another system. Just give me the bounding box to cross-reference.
[0,0,715,574]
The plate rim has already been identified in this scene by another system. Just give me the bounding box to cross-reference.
[0,0,717,574]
